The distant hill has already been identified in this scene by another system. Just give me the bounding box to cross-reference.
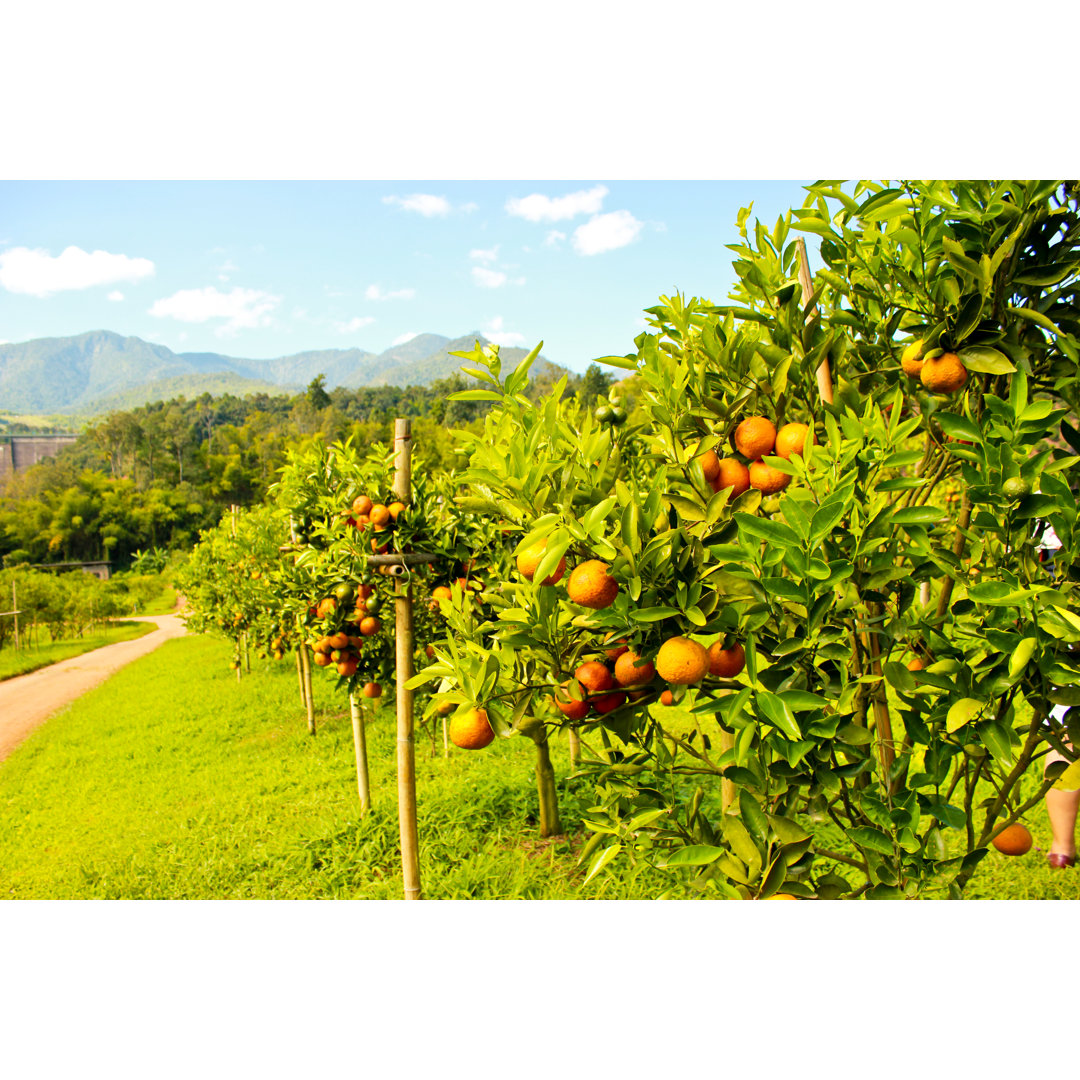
[0,330,559,414]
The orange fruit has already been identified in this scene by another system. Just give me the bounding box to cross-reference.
[425,644,436,660]
[603,639,629,661]
[920,352,968,394]
[576,661,615,693]
[313,651,333,667]
[450,708,495,750]
[516,539,567,585]
[711,458,751,498]
[566,560,619,609]
[329,632,349,650]
[991,823,1032,856]
[591,691,626,715]
[430,585,453,611]
[707,641,745,678]
[554,681,589,720]
[316,597,337,618]
[696,448,721,484]
[734,417,777,460]
[337,658,359,677]
[614,651,656,687]
[369,504,391,527]
[749,460,791,495]
[388,501,406,521]
[907,657,925,672]
[655,636,709,685]
[362,681,382,699]
[352,495,373,516]
[315,636,333,653]
[900,339,925,377]
[360,616,381,636]
[436,700,454,715]
[659,690,675,706]
[774,423,813,461]
[357,584,374,600]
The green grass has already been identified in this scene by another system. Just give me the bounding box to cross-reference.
[138,584,178,615]
[0,634,669,899]
[0,634,1076,899]
[0,620,156,681]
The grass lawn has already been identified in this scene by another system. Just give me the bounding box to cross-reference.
[0,620,156,681]
[0,632,1076,899]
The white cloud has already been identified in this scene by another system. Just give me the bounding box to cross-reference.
[0,245,154,298]
[107,290,125,302]
[335,316,376,334]
[149,285,281,337]
[483,316,525,348]
[470,244,499,263]
[472,267,508,289]
[543,230,566,248]
[382,193,451,217]
[365,283,416,301]
[572,210,644,256]
[506,184,608,223]
[391,331,419,346]
[217,259,238,282]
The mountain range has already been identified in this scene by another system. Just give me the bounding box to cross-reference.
[0,330,553,415]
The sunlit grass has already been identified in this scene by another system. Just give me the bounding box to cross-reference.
[0,620,155,681]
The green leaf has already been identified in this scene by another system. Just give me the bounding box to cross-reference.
[946,697,984,733]
[756,691,801,740]
[847,826,894,856]
[447,389,505,402]
[658,845,725,868]
[733,513,801,548]
[629,606,681,622]
[776,690,829,712]
[1053,760,1080,792]
[891,506,946,526]
[957,346,1015,374]
[1008,637,1037,679]
[594,354,639,371]
[739,790,770,848]
[935,412,983,443]
[582,843,623,885]
[968,581,1034,606]
[1008,305,1062,336]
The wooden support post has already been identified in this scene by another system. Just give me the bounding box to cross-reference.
[301,645,316,735]
[719,729,736,811]
[568,728,582,770]
[296,648,307,709]
[797,237,834,406]
[349,694,371,814]
[393,418,421,900]
[13,582,19,651]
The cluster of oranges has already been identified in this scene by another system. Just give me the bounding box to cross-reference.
[900,339,968,394]
[307,581,383,693]
[346,494,407,559]
[694,417,812,499]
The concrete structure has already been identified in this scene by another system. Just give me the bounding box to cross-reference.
[35,560,112,580]
[0,434,79,480]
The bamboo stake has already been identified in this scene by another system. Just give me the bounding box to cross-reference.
[442,714,449,758]
[796,237,834,406]
[719,729,736,811]
[567,728,581,770]
[13,581,19,651]
[301,645,316,735]
[296,648,307,709]
[393,418,421,900]
[349,693,371,814]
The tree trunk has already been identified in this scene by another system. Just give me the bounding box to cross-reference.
[300,645,316,735]
[568,728,582,769]
[534,729,562,838]
[349,694,371,814]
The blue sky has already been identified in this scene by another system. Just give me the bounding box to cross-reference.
[0,181,813,374]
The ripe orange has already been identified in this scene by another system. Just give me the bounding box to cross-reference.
[696,449,721,484]
[656,636,709,685]
[734,417,777,460]
[369,504,391,527]
[315,636,333,653]
[313,651,333,667]
[362,682,382,699]
[360,616,381,636]
[920,352,968,394]
[614,651,656,687]
[749,460,791,494]
[450,708,495,750]
[429,585,452,611]
[907,657,925,672]
[591,691,626,715]
[329,632,349,650]
[603,638,629,661]
[900,339,925,376]
[316,597,337,618]
[388,501,406,521]
[992,823,1032,856]
[554,681,589,720]
[659,690,675,706]
[436,700,454,715]
[566,561,619,609]
[337,658,359,677]
[711,458,751,498]
[357,584,374,600]
[774,423,813,461]
[352,495,373,516]
[516,539,567,585]
[707,641,745,678]
[576,661,615,693]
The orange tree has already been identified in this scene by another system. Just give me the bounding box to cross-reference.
[419,181,1080,898]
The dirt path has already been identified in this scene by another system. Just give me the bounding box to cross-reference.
[0,614,189,764]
